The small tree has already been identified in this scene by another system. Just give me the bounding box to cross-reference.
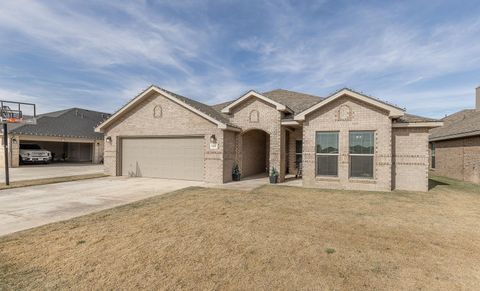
[232,162,241,181]
[269,166,279,184]
[270,166,278,177]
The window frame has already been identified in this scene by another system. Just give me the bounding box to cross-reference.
[315,131,339,177]
[348,131,375,179]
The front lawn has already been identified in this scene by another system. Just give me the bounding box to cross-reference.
[1,181,480,290]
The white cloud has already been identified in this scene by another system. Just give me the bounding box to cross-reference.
[0,1,477,118]
[0,1,204,72]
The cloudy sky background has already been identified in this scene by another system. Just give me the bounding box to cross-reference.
[0,0,479,117]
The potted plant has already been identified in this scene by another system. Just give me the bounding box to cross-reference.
[269,167,279,184]
[232,162,241,181]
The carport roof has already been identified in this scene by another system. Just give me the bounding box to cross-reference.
[8,108,110,140]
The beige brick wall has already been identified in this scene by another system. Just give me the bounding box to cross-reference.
[227,98,285,181]
[0,137,20,168]
[287,127,302,174]
[433,137,480,184]
[102,92,225,184]
[222,130,237,183]
[392,128,430,192]
[302,97,392,191]
[93,140,104,164]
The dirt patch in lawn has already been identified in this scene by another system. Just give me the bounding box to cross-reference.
[1,183,480,290]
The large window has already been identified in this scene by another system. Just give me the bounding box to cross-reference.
[349,131,374,178]
[316,132,339,176]
[431,143,436,169]
[295,140,302,168]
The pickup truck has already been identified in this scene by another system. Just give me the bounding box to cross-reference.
[19,143,52,164]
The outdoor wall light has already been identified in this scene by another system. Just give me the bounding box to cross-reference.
[106,136,112,143]
[210,134,217,144]
[12,138,17,144]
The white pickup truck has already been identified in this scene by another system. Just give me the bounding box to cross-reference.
[19,143,52,164]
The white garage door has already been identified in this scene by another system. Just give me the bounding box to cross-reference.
[121,137,204,181]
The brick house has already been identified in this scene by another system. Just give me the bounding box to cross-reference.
[429,87,480,183]
[1,108,108,168]
[96,85,441,192]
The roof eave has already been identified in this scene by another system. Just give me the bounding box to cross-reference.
[294,88,405,121]
[392,121,443,128]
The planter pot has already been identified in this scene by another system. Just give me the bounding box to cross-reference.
[269,175,278,184]
[232,173,241,181]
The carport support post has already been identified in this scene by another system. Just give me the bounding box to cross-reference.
[3,123,9,185]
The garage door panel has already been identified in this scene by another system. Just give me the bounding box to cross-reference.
[121,137,204,181]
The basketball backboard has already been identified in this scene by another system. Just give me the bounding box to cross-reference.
[0,100,37,124]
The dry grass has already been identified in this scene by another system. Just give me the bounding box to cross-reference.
[0,173,107,190]
[1,179,480,290]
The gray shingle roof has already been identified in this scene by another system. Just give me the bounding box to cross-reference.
[154,86,232,125]
[105,85,439,131]
[430,109,480,141]
[9,108,109,139]
[395,113,440,123]
[262,89,323,114]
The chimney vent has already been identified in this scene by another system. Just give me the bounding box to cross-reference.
[476,86,480,110]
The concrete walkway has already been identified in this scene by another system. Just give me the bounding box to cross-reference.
[0,163,104,183]
[0,176,204,236]
[208,174,302,191]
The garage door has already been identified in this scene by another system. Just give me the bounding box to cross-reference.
[121,137,204,181]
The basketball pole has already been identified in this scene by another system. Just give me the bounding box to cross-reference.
[3,122,9,186]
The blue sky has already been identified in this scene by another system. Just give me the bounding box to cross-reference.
[0,0,479,118]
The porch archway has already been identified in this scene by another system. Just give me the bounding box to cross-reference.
[241,129,270,178]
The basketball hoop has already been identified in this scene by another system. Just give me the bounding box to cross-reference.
[0,101,36,125]
[0,100,37,186]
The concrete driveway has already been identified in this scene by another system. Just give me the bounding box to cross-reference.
[0,177,204,236]
[0,163,104,182]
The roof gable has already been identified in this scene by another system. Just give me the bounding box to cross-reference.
[96,85,233,132]
[295,88,405,121]
[220,90,291,114]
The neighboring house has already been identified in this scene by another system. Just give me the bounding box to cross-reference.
[96,85,442,192]
[429,87,480,183]
[1,108,109,168]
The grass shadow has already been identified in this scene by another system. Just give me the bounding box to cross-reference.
[429,174,480,193]
[428,178,449,190]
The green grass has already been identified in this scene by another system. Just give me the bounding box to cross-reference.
[429,174,480,193]
[325,248,336,254]
[0,173,107,190]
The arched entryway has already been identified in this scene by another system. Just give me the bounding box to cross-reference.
[241,129,270,178]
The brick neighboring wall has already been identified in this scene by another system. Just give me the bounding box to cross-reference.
[227,98,285,181]
[302,97,392,191]
[433,136,480,184]
[392,128,430,192]
[102,92,225,184]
